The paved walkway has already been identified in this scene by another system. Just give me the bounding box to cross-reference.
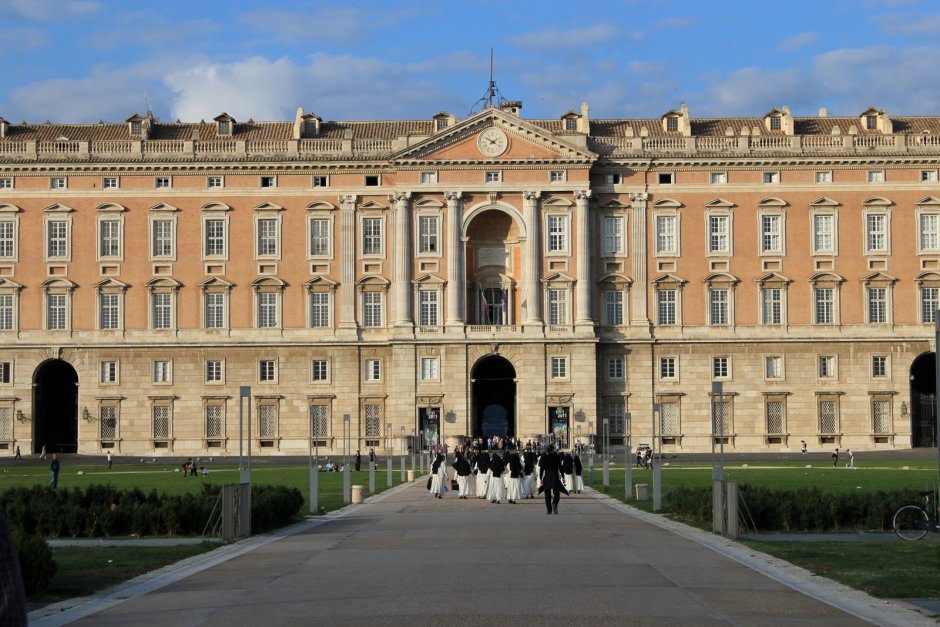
[30,480,934,627]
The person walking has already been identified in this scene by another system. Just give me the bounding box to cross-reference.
[800,440,807,454]
[831,448,839,467]
[538,445,566,514]
[106,450,113,469]
[572,452,584,494]
[847,449,854,467]
[506,452,523,504]
[473,450,490,499]
[561,451,575,493]
[453,452,472,499]
[14,445,20,460]
[354,449,361,472]
[369,447,376,470]
[486,452,506,504]
[428,453,447,499]
[49,453,60,489]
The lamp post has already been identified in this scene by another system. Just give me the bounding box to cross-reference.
[712,381,724,481]
[238,386,252,485]
[624,412,632,501]
[588,420,594,484]
[602,418,610,489]
[400,425,406,482]
[309,407,318,514]
[386,423,392,487]
[343,414,351,503]
[652,403,662,512]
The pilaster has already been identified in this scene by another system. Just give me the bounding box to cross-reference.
[574,190,593,327]
[523,190,543,328]
[338,194,358,335]
[630,192,651,333]
[390,191,413,328]
[445,191,465,330]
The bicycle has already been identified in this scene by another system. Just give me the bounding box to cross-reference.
[893,490,940,541]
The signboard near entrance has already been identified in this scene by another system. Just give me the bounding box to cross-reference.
[420,407,440,447]
[549,406,570,449]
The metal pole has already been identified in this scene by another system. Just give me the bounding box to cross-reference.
[400,426,406,482]
[711,382,723,481]
[652,403,662,511]
[386,423,392,487]
[309,408,318,514]
[343,414,351,504]
[588,420,594,484]
[602,418,609,489]
[239,386,251,484]
[624,412,632,501]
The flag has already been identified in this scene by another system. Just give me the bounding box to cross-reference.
[480,288,491,323]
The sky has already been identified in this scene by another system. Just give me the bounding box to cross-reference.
[0,0,938,124]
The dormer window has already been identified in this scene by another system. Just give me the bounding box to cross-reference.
[131,121,142,135]
[565,117,577,131]
[770,117,781,131]
[218,121,231,135]
[666,117,678,132]
[436,118,448,131]
[866,115,877,130]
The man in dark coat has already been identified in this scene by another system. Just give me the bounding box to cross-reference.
[538,445,567,514]
[355,449,362,471]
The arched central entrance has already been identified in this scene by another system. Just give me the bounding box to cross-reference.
[910,353,937,447]
[471,355,516,439]
[32,359,79,454]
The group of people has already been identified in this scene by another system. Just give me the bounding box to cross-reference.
[428,445,584,514]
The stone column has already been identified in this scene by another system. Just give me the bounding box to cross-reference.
[523,190,542,326]
[629,192,650,330]
[338,194,358,331]
[574,190,593,326]
[390,191,412,326]
[444,191,464,327]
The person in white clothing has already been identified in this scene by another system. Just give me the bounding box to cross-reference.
[473,450,490,498]
[428,454,447,499]
[505,452,523,504]
[452,453,472,499]
[485,452,506,503]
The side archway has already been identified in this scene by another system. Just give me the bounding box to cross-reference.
[910,353,937,447]
[32,359,79,454]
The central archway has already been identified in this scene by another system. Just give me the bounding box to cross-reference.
[471,355,516,439]
[910,352,937,447]
[32,359,79,454]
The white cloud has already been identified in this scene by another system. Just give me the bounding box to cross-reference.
[780,32,820,51]
[511,24,618,52]
[697,67,819,116]
[877,12,940,34]
[3,0,101,21]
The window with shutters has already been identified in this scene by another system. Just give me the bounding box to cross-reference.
[256,217,279,258]
[257,292,278,328]
[604,290,624,326]
[309,217,331,257]
[362,217,383,256]
[708,215,730,254]
[152,219,174,258]
[0,221,14,259]
[205,292,226,329]
[363,292,384,327]
[818,398,839,434]
[98,219,121,258]
[547,215,568,254]
[204,218,226,258]
[655,215,678,255]
[602,216,624,255]
[812,213,836,255]
[99,292,120,330]
[419,290,439,326]
[152,292,173,329]
[548,288,568,325]
[309,291,330,327]
[761,287,782,325]
[46,219,69,259]
[709,288,729,325]
[867,287,887,324]
[0,294,12,331]
[814,288,834,324]
[919,213,939,253]
[760,214,782,254]
[865,213,888,254]
[418,216,439,254]
[921,287,939,323]
[657,288,677,325]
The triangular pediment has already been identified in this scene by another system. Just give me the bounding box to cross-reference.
[810,197,841,207]
[413,198,445,209]
[756,272,791,285]
[541,272,575,284]
[652,273,686,286]
[599,198,629,209]
[862,271,896,284]
[304,276,338,289]
[705,198,735,209]
[916,196,940,206]
[652,198,683,209]
[391,108,596,164]
[359,200,387,210]
[149,202,179,212]
[43,203,73,213]
[254,201,283,212]
[412,274,446,286]
[0,203,21,213]
[0,278,23,290]
[542,196,573,207]
[93,278,129,289]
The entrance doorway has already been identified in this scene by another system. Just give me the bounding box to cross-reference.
[32,359,79,454]
[910,353,937,447]
[471,355,516,439]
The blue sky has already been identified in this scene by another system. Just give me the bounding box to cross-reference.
[0,0,937,124]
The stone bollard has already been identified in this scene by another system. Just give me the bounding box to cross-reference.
[406,469,416,483]
[634,483,650,500]
[351,484,365,505]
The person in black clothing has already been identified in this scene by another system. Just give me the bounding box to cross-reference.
[507,451,523,503]
[369,447,376,470]
[487,452,506,503]
[354,449,362,472]
[572,453,584,493]
[474,450,490,498]
[538,445,567,514]
[522,450,537,499]
[452,453,472,498]
[561,452,575,494]
[49,453,60,489]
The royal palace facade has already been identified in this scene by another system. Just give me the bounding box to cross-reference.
[0,100,937,456]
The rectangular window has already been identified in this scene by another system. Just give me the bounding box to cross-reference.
[0,363,13,384]
[0,294,13,330]
[419,172,437,184]
[709,288,728,325]
[605,173,622,185]
[602,216,624,255]
[260,176,276,188]
[100,406,117,440]
[365,359,381,381]
[47,294,66,330]
[152,293,172,329]
[770,117,781,131]
[813,214,835,254]
[259,360,276,382]
[760,215,781,254]
[866,213,888,253]
[205,292,225,328]
[604,290,624,326]
[152,405,170,439]
[309,217,331,256]
[205,405,223,438]
[710,172,727,184]
[309,292,330,327]
[420,357,439,381]
[102,176,119,189]
[818,356,835,378]
[550,356,568,379]
[658,172,674,185]
[712,356,729,379]
[762,171,780,184]
[766,400,784,434]
[257,292,278,328]
[666,117,678,132]
[0,222,13,259]
[418,216,439,254]
[362,217,383,255]
[363,292,383,327]
[204,219,226,257]
[871,355,888,378]
[365,405,381,439]
[868,170,885,183]
[50,177,66,189]
[659,357,676,379]
[436,118,448,131]
[99,293,119,330]
[155,176,171,189]
[0,178,12,189]
[419,290,439,326]
[206,360,223,382]
[607,357,624,380]
[310,405,329,437]
[655,215,677,255]
[867,287,887,323]
[922,170,938,182]
[660,402,680,436]
[47,220,68,258]
[872,400,891,434]
[312,175,329,187]
[256,218,278,257]
[819,400,838,433]
[765,356,782,379]
[152,219,174,258]
[153,360,171,383]
[258,404,277,438]
[485,171,502,183]
[550,170,565,183]
[814,288,834,324]
[312,360,329,381]
[548,288,568,325]
[100,361,117,383]
[761,288,782,324]
[99,219,121,257]
[207,176,223,188]
[708,215,730,254]
[815,171,832,183]
[921,287,939,323]
[364,175,380,186]
[920,214,940,252]
[867,115,878,130]
[547,215,567,252]
[657,289,676,325]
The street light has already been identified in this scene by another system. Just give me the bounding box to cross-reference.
[652,403,662,511]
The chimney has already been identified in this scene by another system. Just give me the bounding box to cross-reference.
[500,101,522,116]
[0,117,8,138]
[578,101,590,134]
[818,107,828,118]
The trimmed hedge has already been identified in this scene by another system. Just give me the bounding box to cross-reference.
[13,532,56,595]
[2,483,303,538]
[667,486,923,532]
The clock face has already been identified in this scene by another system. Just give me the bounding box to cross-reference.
[477,128,508,157]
